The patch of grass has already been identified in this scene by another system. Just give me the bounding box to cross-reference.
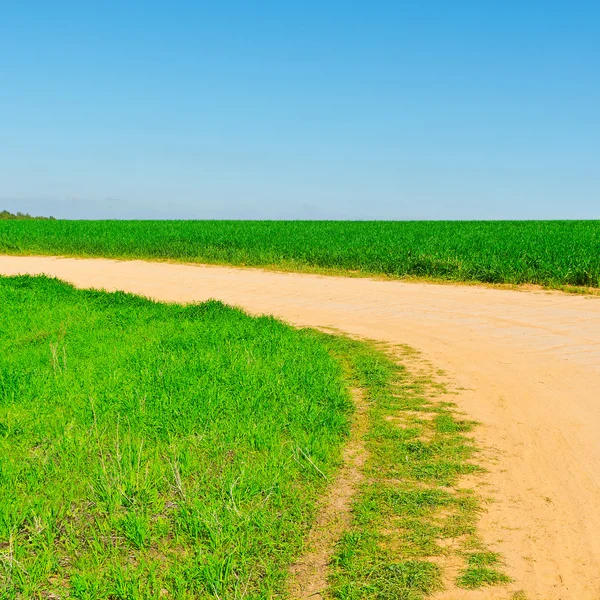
[326,341,510,599]
[1,220,600,289]
[0,275,353,599]
[456,552,512,589]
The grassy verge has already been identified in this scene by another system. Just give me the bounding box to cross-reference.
[0,276,352,599]
[1,220,599,289]
[321,339,511,599]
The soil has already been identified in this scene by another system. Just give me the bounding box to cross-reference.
[2,255,600,600]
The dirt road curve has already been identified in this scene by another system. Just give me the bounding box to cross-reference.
[2,255,600,599]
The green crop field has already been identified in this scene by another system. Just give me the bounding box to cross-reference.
[1,220,599,289]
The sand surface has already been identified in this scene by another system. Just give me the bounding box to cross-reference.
[2,255,600,599]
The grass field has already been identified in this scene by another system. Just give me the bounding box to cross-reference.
[0,220,599,289]
[0,276,352,599]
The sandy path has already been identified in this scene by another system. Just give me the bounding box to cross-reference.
[2,255,600,599]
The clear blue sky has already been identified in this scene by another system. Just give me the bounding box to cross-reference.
[1,1,598,219]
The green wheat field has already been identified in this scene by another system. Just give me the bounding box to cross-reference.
[1,220,599,288]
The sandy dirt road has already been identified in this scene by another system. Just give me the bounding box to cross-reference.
[2,255,600,599]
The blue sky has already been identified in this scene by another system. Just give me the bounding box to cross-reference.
[1,1,598,219]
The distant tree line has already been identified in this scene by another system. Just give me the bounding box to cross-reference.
[0,210,56,220]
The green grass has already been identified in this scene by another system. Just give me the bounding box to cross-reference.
[0,275,353,599]
[1,220,599,289]
[456,552,512,589]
